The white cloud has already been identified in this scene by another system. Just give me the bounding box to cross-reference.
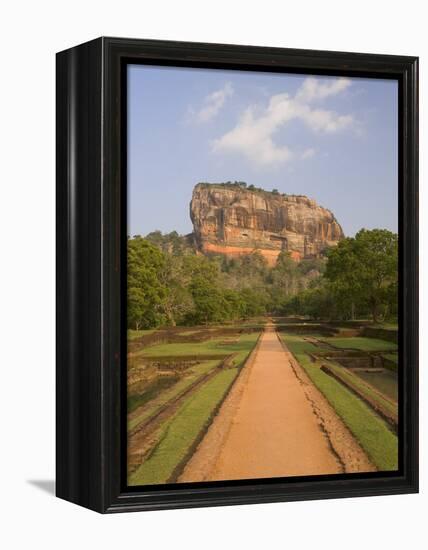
[295,77,351,103]
[191,82,234,123]
[301,148,316,160]
[300,107,354,133]
[211,104,294,165]
[212,77,354,167]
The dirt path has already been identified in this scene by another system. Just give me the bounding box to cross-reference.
[179,325,374,482]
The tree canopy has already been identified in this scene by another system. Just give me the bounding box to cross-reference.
[324,229,398,322]
[127,228,398,329]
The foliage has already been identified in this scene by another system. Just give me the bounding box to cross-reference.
[198,181,278,195]
[144,230,192,255]
[127,237,168,330]
[127,227,398,329]
[283,282,337,319]
[281,229,398,322]
[325,229,398,322]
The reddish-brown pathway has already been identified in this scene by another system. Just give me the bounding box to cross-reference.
[179,326,343,482]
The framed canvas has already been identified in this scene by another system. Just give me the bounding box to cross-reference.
[56,37,418,513]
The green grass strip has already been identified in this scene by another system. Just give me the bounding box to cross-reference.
[128,360,219,432]
[137,332,259,360]
[129,368,239,486]
[325,361,397,417]
[127,328,157,340]
[321,336,397,352]
[281,334,398,471]
[128,332,259,432]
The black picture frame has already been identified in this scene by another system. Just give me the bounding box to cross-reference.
[56,37,419,513]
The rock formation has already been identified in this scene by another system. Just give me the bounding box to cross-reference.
[190,183,344,266]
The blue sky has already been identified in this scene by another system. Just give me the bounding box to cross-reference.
[128,65,398,237]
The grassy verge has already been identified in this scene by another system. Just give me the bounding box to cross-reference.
[129,368,239,485]
[321,336,397,352]
[281,333,398,471]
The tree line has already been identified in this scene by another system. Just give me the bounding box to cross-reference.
[284,229,398,322]
[128,228,398,329]
[198,181,289,196]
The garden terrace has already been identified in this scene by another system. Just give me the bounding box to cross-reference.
[127,324,263,353]
[276,322,398,470]
[127,327,262,483]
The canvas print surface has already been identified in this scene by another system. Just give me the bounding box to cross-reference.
[126,65,398,486]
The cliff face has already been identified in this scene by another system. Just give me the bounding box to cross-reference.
[190,183,344,266]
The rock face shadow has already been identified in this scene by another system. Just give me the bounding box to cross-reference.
[27,480,55,496]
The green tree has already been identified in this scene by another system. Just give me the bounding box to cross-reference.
[145,230,190,255]
[188,276,226,324]
[325,229,398,322]
[269,251,301,302]
[127,237,168,329]
[239,288,269,317]
[223,289,246,320]
[159,254,195,326]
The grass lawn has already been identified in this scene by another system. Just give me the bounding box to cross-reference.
[278,335,323,354]
[281,333,398,471]
[129,368,239,485]
[322,336,397,352]
[372,322,398,330]
[127,328,157,340]
[139,332,260,367]
[128,360,220,432]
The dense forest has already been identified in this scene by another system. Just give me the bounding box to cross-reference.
[128,228,398,329]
